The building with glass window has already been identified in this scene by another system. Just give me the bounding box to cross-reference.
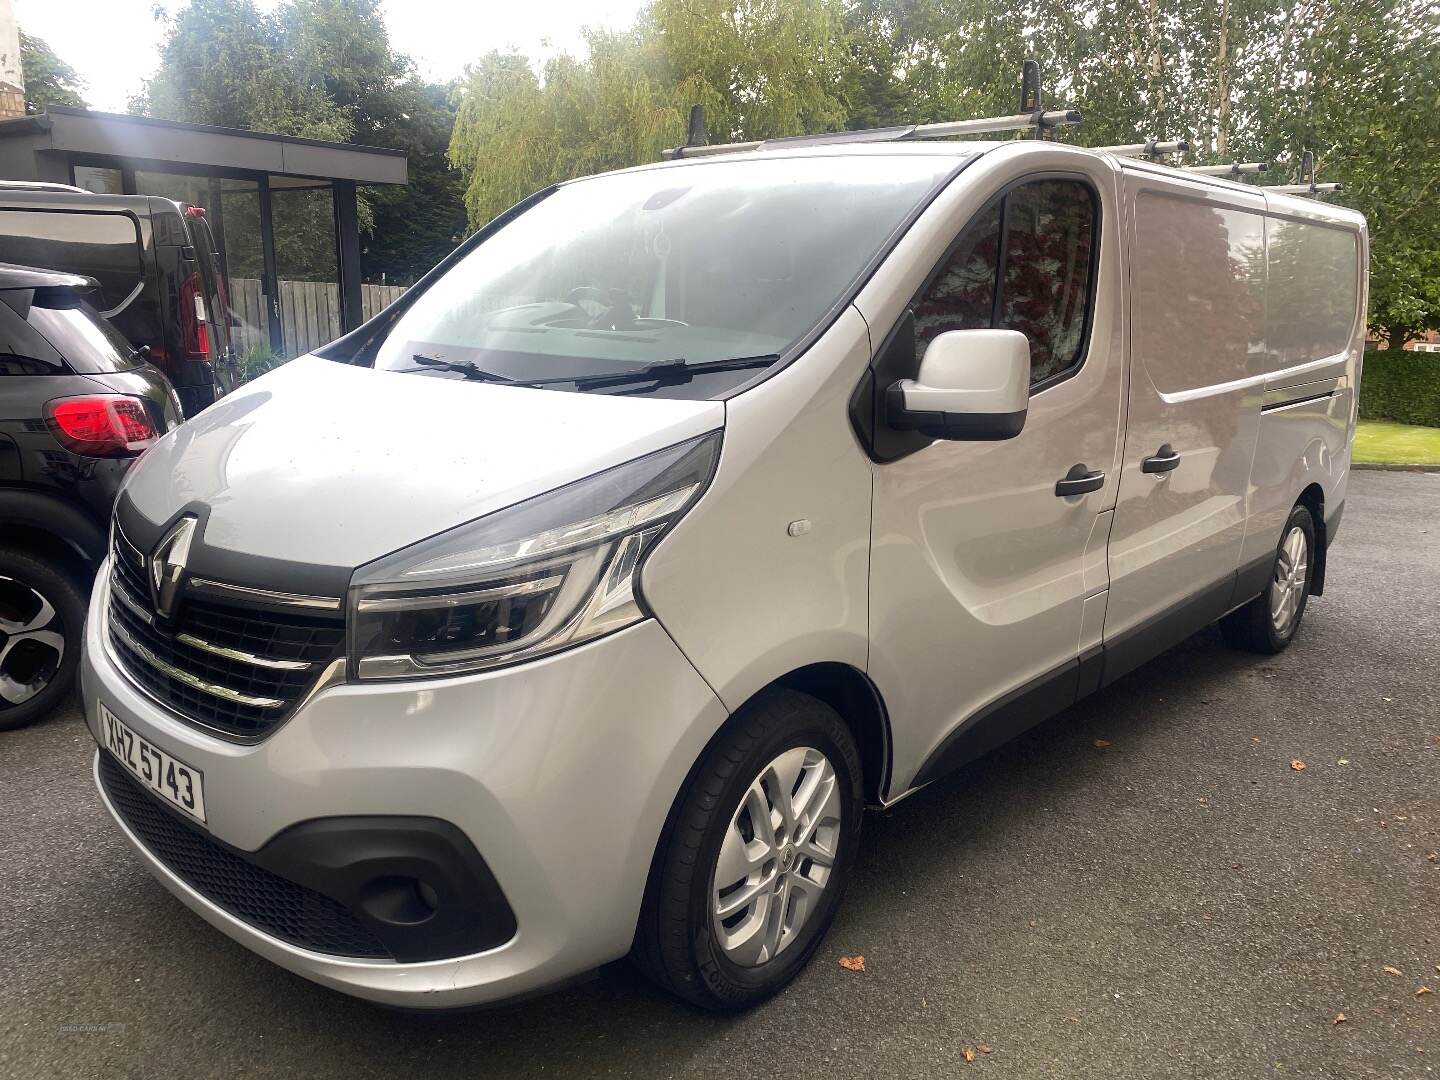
[0,106,407,358]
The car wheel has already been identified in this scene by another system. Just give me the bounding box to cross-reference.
[1221,505,1316,655]
[0,548,87,731]
[634,688,863,1011]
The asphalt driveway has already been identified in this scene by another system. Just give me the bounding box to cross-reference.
[2,469,1437,1079]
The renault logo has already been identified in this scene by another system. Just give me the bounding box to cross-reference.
[149,516,197,621]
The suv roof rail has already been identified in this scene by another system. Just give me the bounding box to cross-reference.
[662,59,1083,160]
[0,179,91,194]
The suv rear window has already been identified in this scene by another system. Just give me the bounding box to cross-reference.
[27,298,142,373]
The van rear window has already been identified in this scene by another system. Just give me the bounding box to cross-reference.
[0,209,144,314]
[1265,218,1360,369]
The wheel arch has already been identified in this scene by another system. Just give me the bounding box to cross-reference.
[1296,482,1327,595]
[767,663,892,806]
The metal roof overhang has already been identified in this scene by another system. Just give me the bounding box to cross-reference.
[0,107,407,185]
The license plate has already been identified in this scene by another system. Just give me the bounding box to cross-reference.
[99,703,207,824]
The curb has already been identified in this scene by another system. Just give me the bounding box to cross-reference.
[1352,462,1440,473]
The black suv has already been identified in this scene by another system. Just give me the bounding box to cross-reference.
[0,263,181,730]
[0,182,235,417]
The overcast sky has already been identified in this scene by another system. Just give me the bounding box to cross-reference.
[12,0,648,113]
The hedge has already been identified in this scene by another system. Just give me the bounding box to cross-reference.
[1358,350,1440,428]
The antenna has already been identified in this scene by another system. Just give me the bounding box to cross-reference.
[660,59,1082,160]
[1183,162,1269,177]
[1096,139,1190,160]
[1266,150,1343,196]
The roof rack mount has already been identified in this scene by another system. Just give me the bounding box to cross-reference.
[661,60,1082,160]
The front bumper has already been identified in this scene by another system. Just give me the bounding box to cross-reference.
[82,566,728,1007]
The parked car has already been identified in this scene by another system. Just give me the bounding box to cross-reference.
[81,135,1366,1011]
[0,263,181,731]
[0,181,235,418]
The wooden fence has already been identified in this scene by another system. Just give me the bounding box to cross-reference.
[229,278,408,359]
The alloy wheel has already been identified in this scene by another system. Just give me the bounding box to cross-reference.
[711,745,843,967]
[0,576,66,709]
[1269,525,1309,635]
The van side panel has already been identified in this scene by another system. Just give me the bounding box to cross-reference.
[1103,178,1268,644]
[1238,205,1366,574]
[640,306,874,713]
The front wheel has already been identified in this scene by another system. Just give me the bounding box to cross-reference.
[633,689,863,1011]
[1221,505,1316,654]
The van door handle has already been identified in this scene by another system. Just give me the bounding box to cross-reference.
[1055,464,1106,497]
[1141,444,1181,474]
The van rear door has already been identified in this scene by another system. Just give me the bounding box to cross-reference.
[1101,173,1267,683]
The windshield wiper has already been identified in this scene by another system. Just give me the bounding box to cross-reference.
[406,353,517,384]
[521,354,782,391]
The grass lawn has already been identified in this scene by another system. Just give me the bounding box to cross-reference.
[1353,420,1440,465]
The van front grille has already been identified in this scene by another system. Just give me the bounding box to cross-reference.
[106,529,345,740]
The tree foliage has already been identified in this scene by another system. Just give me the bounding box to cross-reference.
[135,0,465,284]
[449,0,1440,340]
[18,30,86,114]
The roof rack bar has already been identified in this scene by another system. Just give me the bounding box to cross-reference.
[906,110,1082,140]
[1266,182,1343,195]
[1096,139,1190,159]
[662,139,762,160]
[1183,162,1268,177]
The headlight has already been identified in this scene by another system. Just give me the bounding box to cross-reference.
[347,431,721,680]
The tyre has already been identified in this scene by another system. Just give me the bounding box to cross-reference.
[633,688,863,1011]
[1221,504,1316,655]
[0,547,87,732]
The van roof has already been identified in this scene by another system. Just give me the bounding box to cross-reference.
[602,139,1365,229]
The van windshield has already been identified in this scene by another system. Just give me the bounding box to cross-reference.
[374,155,961,397]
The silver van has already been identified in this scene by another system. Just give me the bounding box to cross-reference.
[82,134,1367,1011]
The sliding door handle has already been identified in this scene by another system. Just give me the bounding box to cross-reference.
[1055,464,1106,497]
[1141,444,1181,474]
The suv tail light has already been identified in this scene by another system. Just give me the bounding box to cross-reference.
[45,395,159,458]
[179,271,211,360]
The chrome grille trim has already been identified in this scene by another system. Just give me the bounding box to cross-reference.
[187,578,343,611]
[174,632,315,672]
[108,618,288,709]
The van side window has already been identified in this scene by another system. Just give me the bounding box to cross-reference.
[912,178,1097,389]
[998,180,1096,385]
[913,201,1001,362]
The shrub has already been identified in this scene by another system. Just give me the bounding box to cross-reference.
[236,345,287,384]
[1358,350,1440,428]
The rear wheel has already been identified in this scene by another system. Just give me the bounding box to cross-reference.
[634,689,863,1011]
[1221,505,1315,654]
[0,548,86,731]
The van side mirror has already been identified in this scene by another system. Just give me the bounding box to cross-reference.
[885,329,1029,441]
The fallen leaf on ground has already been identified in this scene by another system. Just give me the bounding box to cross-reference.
[1385,966,1404,977]
[1427,853,1438,862]
[961,1047,977,1063]
[838,955,865,972]
[1094,739,1111,749]
[1291,760,1307,771]
[1334,1012,1347,1024]
[1252,737,1262,744]
[978,1044,994,1054]
[1338,759,1349,765]
[1418,987,1434,997]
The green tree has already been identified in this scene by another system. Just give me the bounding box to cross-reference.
[136,0,466,284]
[450,0,850,227]
[18,30,86,114]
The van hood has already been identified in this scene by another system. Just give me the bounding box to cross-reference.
[117,355,724,595]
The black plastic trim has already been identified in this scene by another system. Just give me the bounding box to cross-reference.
[883,379,1026,440]
[0,488,106,565]
[1326,500,1344,548]
[1101,573,1235,689]
[102,751,516,963]
[115,495,353,600]
[911,657,1080,789]
[1260,389,1336,414]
